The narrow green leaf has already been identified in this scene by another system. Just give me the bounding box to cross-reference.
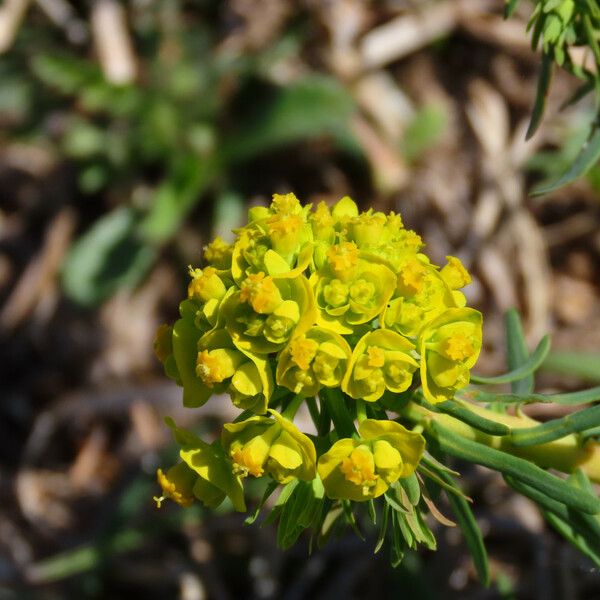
[374,501,390,554]
[400,473,421,506]
[394,512,415,550]
[505,309,534,394]
[532,126,600,195]
[320,389,357,438]
[429,399,511,436]
[390,511,406,567]
[417,464,472,502]
[505,474,600,566]
[437,469,490,586]
[543,510,600,567]
[245,480,279,525]
[526,53,554,140]
[510,403,600,446]
[542,352,600,383]
[460,385,600,405]
[430,422,600,514]
[341,500,365,540]
[385,489,411,514]
[471,335,551,385]
[504,0,521,18]
[583,14,600,67]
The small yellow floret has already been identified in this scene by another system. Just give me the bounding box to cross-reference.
[340,447,378,494]
[443,334,474,361]
[399,260,426,295]
[203,236,232,268]
[312,201,334,228]
[196,350,234,386]
[240,272,282,314]
[327,242,359,274]
[154,465,195,508]
[290,337,319,371]
[271,192,302,215]
[231,446,264,478]
[188,266,226,302]
[367,346,386,368]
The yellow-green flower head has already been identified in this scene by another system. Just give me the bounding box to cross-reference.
[188,266,227,303]
[231,223,313,284]
[154,462,197,508]
[223,274,316,354]
[203,236,233,271]
[310,201,336,243]
[240,272,284,314]
[342,330,418,401]
[440,256,471,290]
[165,417,246,512]
[222,410,317,484]
[384,255,457,338]
[317,419,425,501]
[345,210,388,248]
[331,195,359,225]
[277,327,352,396]
[419,307,483,404]
[270,192,305,216]
[195,329,273,413]
[311,247,397,334]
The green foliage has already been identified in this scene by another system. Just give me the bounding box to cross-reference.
[507,0,600,192]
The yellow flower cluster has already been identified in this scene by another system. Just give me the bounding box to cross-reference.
[154,194,481,509]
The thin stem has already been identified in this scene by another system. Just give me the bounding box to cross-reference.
[281,394,304,420]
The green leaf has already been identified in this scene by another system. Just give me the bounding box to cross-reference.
[526,53,554,140]
[505,309,534,394]
[436,469,490,585]
[426,398,511,436]
[140,154,218,243]
[399,473,421,507]
[374,501,390,554]
[542,351,600,383]
[319,389,357,438]
[470,335,551,385]
[430,422,600,514]
[543,510,600,567]
[504,0,521,19]
[245,480,279,525]
[400,104,447,161]
[61,207,156,306]
[532,125,600,195]
[459,385,600,405]
[510,403,600,446]
[222,75,356,163]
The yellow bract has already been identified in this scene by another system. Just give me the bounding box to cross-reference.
[317,419,425,501]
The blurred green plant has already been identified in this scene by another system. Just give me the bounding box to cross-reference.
[1,9,359,306]
[506,0,600,194]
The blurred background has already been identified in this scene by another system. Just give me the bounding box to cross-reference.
[0,0,599,598]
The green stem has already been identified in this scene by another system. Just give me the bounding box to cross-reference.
[281,394,304,420]
[406,401,600,483]
[356,399,368,423]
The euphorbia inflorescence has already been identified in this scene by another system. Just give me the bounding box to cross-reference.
[154,194,481,510]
